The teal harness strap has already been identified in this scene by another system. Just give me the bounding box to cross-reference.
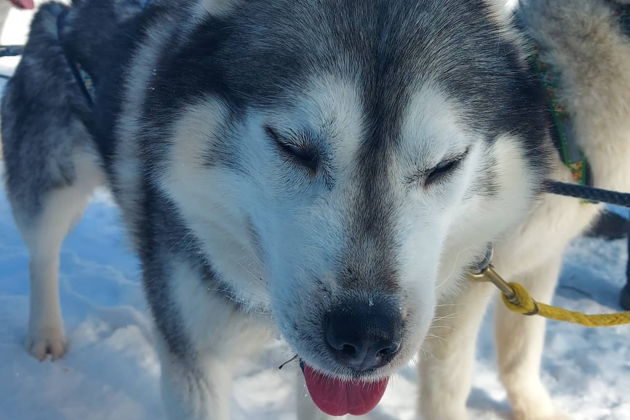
[528,47,592,186]
[526,3,630,194]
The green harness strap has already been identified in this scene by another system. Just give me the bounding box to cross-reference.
[528,47,591,186]
[527,3,630,187]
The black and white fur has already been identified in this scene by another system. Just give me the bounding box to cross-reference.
[419,2,630,419]
[2,0,558,419]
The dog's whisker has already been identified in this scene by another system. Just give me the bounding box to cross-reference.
[278,354,299,370]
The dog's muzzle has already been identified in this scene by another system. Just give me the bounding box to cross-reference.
[323,296,403,373]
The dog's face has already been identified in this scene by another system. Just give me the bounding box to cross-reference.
[152,0,548,392]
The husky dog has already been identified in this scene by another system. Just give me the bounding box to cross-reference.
[418,1,630,419]
[2,0,553,418]
[1,0,146,359]
[497,1,630,418]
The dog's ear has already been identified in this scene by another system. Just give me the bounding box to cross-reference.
[199,0,244,16]
[482,0,518,22]
[481,0,531,63]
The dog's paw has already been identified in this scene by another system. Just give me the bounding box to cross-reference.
[416,407,468,420]
[26,326,67,361]
[505,377,571,420]
[513,409,572,420]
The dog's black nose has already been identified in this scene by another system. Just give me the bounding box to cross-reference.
[324,298,402,372]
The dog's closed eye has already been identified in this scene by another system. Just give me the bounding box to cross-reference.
[265,126,319,173]
[422,148,470,187]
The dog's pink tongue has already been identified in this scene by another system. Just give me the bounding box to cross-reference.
[9,0,35,9]
[302,363,389,416]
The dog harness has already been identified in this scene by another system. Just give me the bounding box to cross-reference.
[619,2,630,37]
[56,0,154,110]
[528,48,592,186]
[527,2,630,187]
[57,9,95,108]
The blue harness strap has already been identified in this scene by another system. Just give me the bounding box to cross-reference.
[0,45,24,57]
[56,8,95,108]
[55,0,153,109]
[619,3,630,37]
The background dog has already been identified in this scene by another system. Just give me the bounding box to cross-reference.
[417,1,630,419]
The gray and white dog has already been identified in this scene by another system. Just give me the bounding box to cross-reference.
[2,0,553,418]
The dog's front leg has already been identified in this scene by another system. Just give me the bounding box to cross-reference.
[417,281,495,420]
[495,256,570,420]
[148,258,271,420]
[159,346,234,420]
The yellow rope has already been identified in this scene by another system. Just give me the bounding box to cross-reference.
[502,282,630,327]
[469,265,630,327]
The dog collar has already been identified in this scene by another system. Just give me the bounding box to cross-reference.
[468,244,494,276]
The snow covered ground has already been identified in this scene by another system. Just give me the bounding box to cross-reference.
[1,3,629,420]
[0,169,628,420]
